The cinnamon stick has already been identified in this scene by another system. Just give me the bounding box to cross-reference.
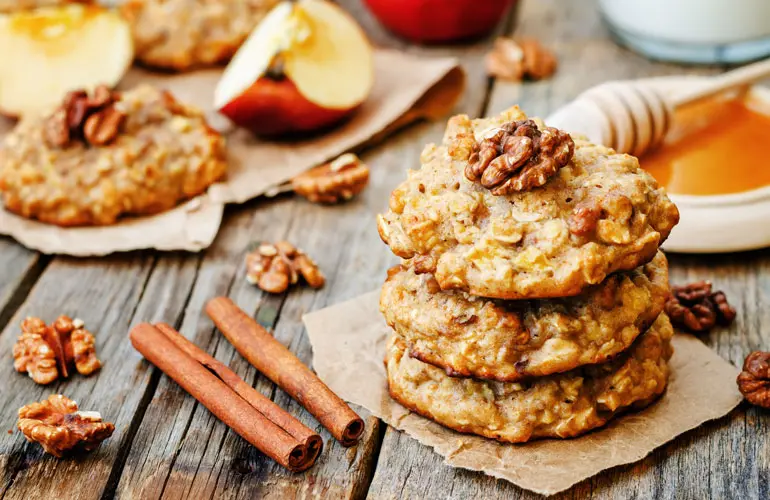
[129,323,317,472]
[154,323,323,461]
[206,297,365,446]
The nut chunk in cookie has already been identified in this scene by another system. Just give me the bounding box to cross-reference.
[377,106,680,300]
[17,395,114,457]
[0,85,227,226]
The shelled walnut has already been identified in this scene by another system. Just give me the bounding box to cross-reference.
[44,85,126,148]
[12,316,101,384]
[485,37,557,82]
[291,153,370,204]
[245,241,325,294]
[664,281,736,333]
[737,351,770,408]
[17,395,114,457]
[465,119,574,194]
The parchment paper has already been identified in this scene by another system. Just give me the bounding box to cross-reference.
[303,291,744,496]
[0,50,464,255]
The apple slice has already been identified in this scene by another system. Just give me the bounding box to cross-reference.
[0,4,133,117]
[215,0,374,136]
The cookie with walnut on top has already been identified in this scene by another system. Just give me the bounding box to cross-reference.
[377,106,680,300]
[0,84,227,226]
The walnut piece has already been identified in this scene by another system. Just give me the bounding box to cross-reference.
[465,120,574,194]
[245,241,325,294]
[12,317,60,385]
[568,199,603,237]
[485,37,557,82]
[567,190,635,240]
[44,85,126,148]
[737,351,770,408]
[17,395,114,458]
[12,316,101,384]
[291,153,370,204]
[664,281,736,333]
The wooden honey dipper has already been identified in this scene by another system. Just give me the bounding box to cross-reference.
[554,58,770,157]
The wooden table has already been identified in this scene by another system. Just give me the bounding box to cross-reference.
[1,0,768,498]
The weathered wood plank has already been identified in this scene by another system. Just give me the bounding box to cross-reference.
[366,0,768,499]
[0,250,203,499]
[149,199,392,500]
[112,201,310,500]
[0,240,45,329]
[113,196,391,499]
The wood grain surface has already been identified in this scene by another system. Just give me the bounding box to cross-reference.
[0,0,767,499]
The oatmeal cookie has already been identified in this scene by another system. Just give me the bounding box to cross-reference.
[120,0,280,71]
[0,85,226,226]
[377,106,679,300]
[381,252,669,382]
[386,313,673,443]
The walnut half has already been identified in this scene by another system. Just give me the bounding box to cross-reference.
[12,316,101,385]
[664,281,736,333]
[465,120,574,195]
[44,85,126,149]
[17,395,114,457]
[291,153,370,204]
[485,37,557,82]
[737,351,770,408]
[245,241,325,294]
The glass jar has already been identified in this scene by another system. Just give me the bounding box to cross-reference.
[598,0,770,64]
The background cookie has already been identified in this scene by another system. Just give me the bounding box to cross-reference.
[0,85,227,226]
[385,313,673,443]
[377,106,679,300]
[381,252,670,381]
[121,0,280,71]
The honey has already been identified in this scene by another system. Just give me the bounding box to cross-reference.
[641,97,770,196]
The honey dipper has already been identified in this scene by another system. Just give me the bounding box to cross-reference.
[549,57,770,157]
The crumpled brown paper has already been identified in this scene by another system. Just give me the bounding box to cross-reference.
[303,291,744,496]
[0,49,464,255]
[0,196,222,256]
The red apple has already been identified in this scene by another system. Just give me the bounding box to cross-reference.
[0,4,133,117]
[364,0,515,43]
[215,0,374,137]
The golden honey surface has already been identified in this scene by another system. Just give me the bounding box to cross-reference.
[642,98,770,196]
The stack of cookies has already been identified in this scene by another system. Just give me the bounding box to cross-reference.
[376,107,680,442]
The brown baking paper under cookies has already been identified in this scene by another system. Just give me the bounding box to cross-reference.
[0,191,223,256]
[0,50,464,255]
[303,291,744,496]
